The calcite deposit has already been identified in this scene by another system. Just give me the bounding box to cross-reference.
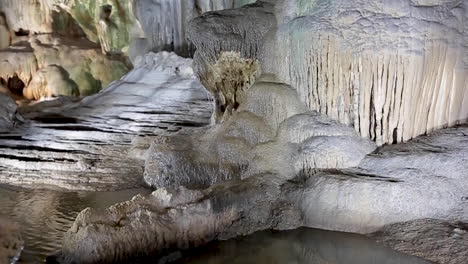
[0,0,466,263]
[0,52,212,191]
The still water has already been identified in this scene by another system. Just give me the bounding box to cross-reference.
[0,184,151,263]
[1,184,432,264]
[174,228,433,264]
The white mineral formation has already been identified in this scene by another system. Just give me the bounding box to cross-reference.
[144,75,377,189]
[0,0,257,57]
[0,52,212,191]
[58,123,468,263]
[23,65,79,100]
[188,0,468,145]
[0,35,129,99]
[261,0,468,145]
[134,0,257,57]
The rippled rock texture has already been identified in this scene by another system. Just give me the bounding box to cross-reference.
[0,52,212,191]
[54,1,468,262]
[371,219,468,264]
[57,122,468,263]
[0,218,23,264]
[0,93,20,133]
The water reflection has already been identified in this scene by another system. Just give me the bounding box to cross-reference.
[176,228,433,264]
[0,184,151,264]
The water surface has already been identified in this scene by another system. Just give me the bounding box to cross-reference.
[0,184,151,263]
[174,228,433,264]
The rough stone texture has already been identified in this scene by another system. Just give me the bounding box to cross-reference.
[0,218,23,264]
[0,52,212,191]
[134,0,257,58]
[144,75,376,189]
[0,35,129,99]
[297,124,468,234]
[0,93,19,133]
[23,65,79,100]
[371,219,468,264]
[188,0,468,145]
[56,174,302,264]
[59,123,468,263]
[0,0,257,57]
[261,0,468,145]
[188,2,276,121]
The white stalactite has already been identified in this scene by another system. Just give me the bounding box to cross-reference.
[262,0,468,145]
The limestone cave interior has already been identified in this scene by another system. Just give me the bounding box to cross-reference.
[0,0,467,264]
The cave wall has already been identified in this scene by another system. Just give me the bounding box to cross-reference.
[189,0,468,145]
[262,0,468,145]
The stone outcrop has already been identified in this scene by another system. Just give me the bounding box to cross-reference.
[0,52,212,191]
[55,173,302,264]
[0,93,20,132]
[0,0,263,99]
[0,35,129,99]
[265,0,468,145]
[177,228,431,264]
[189,0,468,145]
[188,2,276,121]
[144,75,377,189]
[58,123,468,263]
[371,219,468,264]
[134,0,257,58]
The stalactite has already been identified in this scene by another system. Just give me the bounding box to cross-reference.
[273,35,468,145]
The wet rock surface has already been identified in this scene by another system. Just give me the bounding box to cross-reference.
[0,93,20,133]
[0,52,212,191]
[371,219,468,264]
[57,123,468,263]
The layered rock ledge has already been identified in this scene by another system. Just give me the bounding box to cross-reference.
[0,52,212,191]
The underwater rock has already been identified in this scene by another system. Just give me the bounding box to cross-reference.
[0,218,23,264]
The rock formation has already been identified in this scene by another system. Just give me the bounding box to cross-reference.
[0,52,212,191]
[57,123,468,263]
[189,0,468,145]
[0,93,20,132]
[188,2,275,121]
[0,0,466,263]
[0,36,129,99]
[49,1,468,262]
[371,219,468,264]
[0,0,260,100]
